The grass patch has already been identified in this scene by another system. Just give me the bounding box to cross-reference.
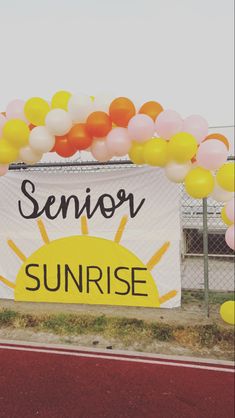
[182,290,234,305]
[42,313,108,335]
[0,309,19,326]
[0,307,233,351]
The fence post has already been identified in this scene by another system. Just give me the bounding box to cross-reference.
[203,197,210,317]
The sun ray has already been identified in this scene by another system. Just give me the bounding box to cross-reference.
[114,216,128,243]
[37,219,50,244]
[146,241,170,271]
[7,239,27,262]
[81,216,88,235]
[159,290,177,305]
[0,275,16,289]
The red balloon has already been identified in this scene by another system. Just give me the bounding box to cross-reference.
[54,135,76,157]
[67,123,93,150]
[86,111,112,137]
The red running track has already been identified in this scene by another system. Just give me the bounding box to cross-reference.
[0,342,234,418]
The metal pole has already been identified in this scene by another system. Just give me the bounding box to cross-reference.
[203,197,210,318]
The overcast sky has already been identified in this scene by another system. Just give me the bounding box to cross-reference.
[0,0,234,138]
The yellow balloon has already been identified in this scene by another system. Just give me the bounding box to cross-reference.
[0,139,19,164]
[185,167,214,198]
[90,95,95,102]
[168,132,198,163]
[24,97,50,126]
[51,90,72,110]
[216,163,235,192]
[129,142,145,165]
[3,119,29,148]
[221,206,233,226]
[220,301,235,325]
[144,138,168,167]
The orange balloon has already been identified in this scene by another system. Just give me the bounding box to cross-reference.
[28,123,36,131]
[86,111,112,137]
[139,101,163,121]
[109,97,136,127]
[203,133,230,150]
[67,124,93,150]
[54,136,76,157]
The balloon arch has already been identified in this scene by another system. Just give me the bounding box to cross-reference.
[0,91,234,323]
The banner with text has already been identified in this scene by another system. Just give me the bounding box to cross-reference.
[0,167,181,308]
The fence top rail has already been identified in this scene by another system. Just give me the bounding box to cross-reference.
[9,160,135,170]
[8,155,235,171]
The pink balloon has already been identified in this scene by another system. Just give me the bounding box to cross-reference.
[128,114,155,142]
[0,114,7,137]
[106,128,131,156]
[225,199,235,223]
[225,225,234,250]
[6,99,28,122]
[155,109,183,139]
[91,139,112,162]
[183,115,208,144]
[197,140,228,170]
[0,164,9,177]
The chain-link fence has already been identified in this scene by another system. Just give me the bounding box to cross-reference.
[181,190,234,292]
[9,158,235,297]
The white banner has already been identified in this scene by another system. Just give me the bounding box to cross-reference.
[0,167,181,308]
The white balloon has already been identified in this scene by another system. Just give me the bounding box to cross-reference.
[19,146,43,164]
[210,181,234,203]
[93,93,114,113]
[45,109,72,136]
[165,161,192,183]
[29,126,55,153]
[68,94,94,123]
[91,138,112,162]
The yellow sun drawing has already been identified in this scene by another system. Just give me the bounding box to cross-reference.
[0,216,177,307]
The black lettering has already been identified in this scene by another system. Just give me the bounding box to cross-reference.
[114,267,130,295]
[128,194,145,218]
[116,189,145,218]
[18,181,145,221]
[25,264,40,291]
[107,266,111,294]
[43,264,61,291]
[86,266,103,294]
[60,195,80,219]
[18,180,40,219]
[131,267,148,296]
[65,264,83,292]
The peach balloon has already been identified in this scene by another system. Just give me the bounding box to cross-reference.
[91,139,112,162]
[196,140,228,170]
[106,127,131,156]
[0,114,7,137]
[155,109,183,139]
[225,199,235,223]
[0,164,9,176]
[183,115,208,144]
[128,114,155,142]
[225,226,235,250]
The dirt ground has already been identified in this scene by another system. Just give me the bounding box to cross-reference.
[0,295,234,361]
[0,297,226,326]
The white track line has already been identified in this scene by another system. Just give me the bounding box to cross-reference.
[0,344,234,373]
[0,338,233,366]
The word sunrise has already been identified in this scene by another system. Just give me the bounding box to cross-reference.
[25,264,149,297]
[18,180,146,220]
